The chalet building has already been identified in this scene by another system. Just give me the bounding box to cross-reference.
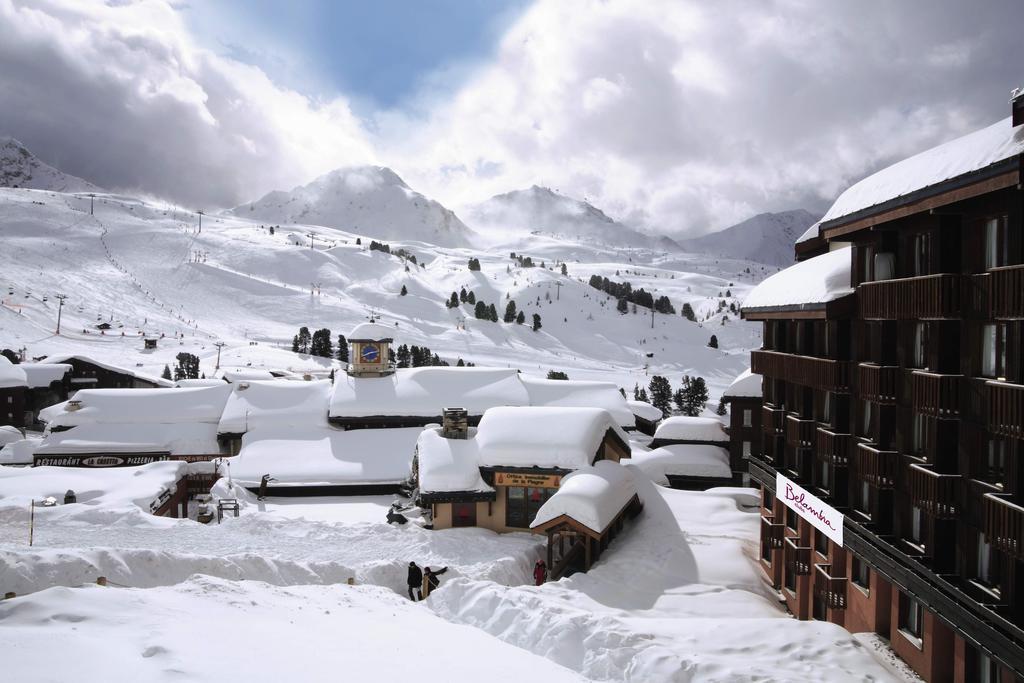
[412,406,633,554]
[632,416,736,489]
[722,368,764,484]
[740,96,1024,682]
[39,354,173,390]
[20,363,72,427]
[0,356,28,429]
[626,399,663,436]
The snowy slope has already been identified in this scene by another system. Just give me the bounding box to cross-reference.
[229,165,474,247]
[0,137,100,193]
[676,209,818,268]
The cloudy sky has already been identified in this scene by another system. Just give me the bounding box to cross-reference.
[1,0,1022,237]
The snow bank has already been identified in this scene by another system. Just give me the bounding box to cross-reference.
[39,384,232,428]
[723,367,762,398]
[330,366,528,418]
[416,426,492,494]
[218,367,276,382]
[175,378,228,387]
[348,321,396,340]
[741,246,853,311]
[531,461,636,532]
[626,399,662,422]
[652,416,728,443]
[0,425,23,446]
[19,362,71,388]
[231,426,421,486]
[0,438,37,465]
[522,376,635,428]
[629,444,732,484]
[34,422,220,457]
[218,379,330,433]
[822,116,1024,225]
[476,406,626,470]
[0,355,27,388]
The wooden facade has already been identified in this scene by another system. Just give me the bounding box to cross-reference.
[0,386,27,429]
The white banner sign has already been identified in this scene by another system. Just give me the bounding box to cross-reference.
[775,473,844,547]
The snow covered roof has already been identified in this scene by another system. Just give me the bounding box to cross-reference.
[821,117,1024,227]
[741,246,853,312]
[330,367,528,419]
[796,221,821,245]
[629,444,732,485]
[415,426,493,495]
[39,384,233,428]
[531,461,637,533]
[0,438,38,465]
[0,425,23,446]
[626,400,663,422]
[723,369,762,399]
[219,379,331,434]
[521,376,635,428]
[476,406,628,470]
[175,378,228,388]
[35,423,220,456]
[19,363,71,389]
[39,353,174,387]
[348,322,395,341]
[231,426,421,487]
[652,416,729,443]
[0,356,28,388]
[218,367,276,383]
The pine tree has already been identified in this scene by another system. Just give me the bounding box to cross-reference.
[174,352,200,381]
[532,313,542,331]
[648,375,673,418]
[0,349,18,364]
[616,297,628,314]
[161,364,172,381]
[637,387,649,402]
[336,335,348,362]
[456,358,465,367]
[546,370,569,380]
[459,287,467,303]
[310,328,333,357]
[400,284,408,296]
[708,334,719,349]
[716,400,727,416]
[467,291,476,305]
[488,303,498,322]
[356,237,362,245]
[294,326,311,354]
[672,387,686,413]
[448,292,459,308]
[291,335,300,353]
[681,303,696,322]
[474,300,488,319]
[560,263,568,276]
[516,311,525,324]
[633,383,641,400]
[503,300,517,323]
[396,344,410,368]
[677,376,709,416]
[468,257,482,271]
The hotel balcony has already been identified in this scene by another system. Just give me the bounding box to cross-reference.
[761,515,785,550]
[814,564,848,610]
[989,380,1024,440]
[988,264,1024,319]
[911,370,963,419]
[816,428,851,467]
[785,415,816,449]
[983,493,1024,561]
[859,273,962,320]
[784,536,812,575]
[858,363,899,404]
[751,350,852,393]
[907,463,961,520]
[762,404,785,436]
[855,443,898,489]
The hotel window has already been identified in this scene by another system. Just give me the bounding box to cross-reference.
[851,557,870,592]
[975,531,1001,590]
[985,439,1006,486]
[742,409,752,427]
[970,646,1002,683]
[911,323,928,369]
[505,486,556,529]
[898,593,923,642]
[981,324,1007,379]
[983,216,1009,270]
[742,441,752,457]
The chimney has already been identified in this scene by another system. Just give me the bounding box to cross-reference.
[1013,87,1024,128]
[441,407,469,439]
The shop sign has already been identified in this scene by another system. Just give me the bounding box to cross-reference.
[494,472,561,488]
[776,473,844,546]
[33,454,169,468]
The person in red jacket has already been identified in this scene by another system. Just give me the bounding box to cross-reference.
[533,559,547,586]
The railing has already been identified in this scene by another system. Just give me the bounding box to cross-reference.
[911,370,962,419]
[751,350,852,393]
[785,415,815,449]
[762,404,785,436]
[858,363,899,404]
[907,463,961,519]
[814,563,848,610]
[984,494,1024,561]
[988,264,1024,319]
[816,428,851,467]
[989,380,1024,440]
[859,273,962,319]
[784,536,812,575]
[855,443,898,489]
[762,515,785,550]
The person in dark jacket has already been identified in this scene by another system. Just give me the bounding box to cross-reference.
[421,566,448,598]
[407,561,423,601]
[533,560,547,586]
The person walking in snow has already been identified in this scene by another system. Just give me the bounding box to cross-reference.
[533,560,547,586]
[407,561,423,601]
[421,566,448,599]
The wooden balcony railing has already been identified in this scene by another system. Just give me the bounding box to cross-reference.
[761,515,785,550]
[784,536,812,575]
[751,350,852,393]
[988,264,1024,319]
[859,273,962,319]
[911,370,963,419]
[855,443,898,489]
[858,363,899,404]
[762,405,785,436]
[785,415,815,449]
[816,428,851,467]
[907,463,961,519]
[983,494,1024,561]
[989,380,1024,440]
[760,435,779,465]
[814,564,848,610]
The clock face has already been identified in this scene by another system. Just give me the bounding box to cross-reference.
[360,343,381,363]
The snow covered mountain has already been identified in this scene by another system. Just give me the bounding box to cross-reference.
[676,209,819,268]
[229,166,474,247]
[463,185,681,250]
[0,137,100,193]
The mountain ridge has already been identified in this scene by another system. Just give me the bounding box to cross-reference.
[0,137,101,193]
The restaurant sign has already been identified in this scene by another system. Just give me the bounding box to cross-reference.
[776,473,844,547]
[494,472,561,488]
[33,454,170,468]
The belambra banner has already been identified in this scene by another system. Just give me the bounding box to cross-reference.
[776,473,844,547]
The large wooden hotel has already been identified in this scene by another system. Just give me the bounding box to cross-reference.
[739,90,1024,682]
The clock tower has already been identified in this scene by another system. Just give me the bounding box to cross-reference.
[346,321,396,377]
